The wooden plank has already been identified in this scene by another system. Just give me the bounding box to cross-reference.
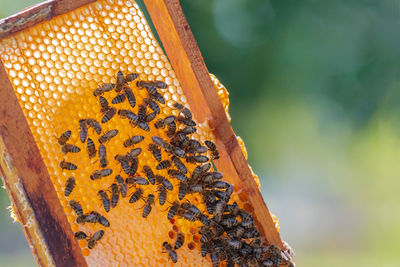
[0,0,96,39]
[0,59,87,267]
[143,0,284,248]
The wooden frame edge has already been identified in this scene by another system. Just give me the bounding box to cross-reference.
[143,0,284,249]
[0,0,96,40]
[0,59,87,267]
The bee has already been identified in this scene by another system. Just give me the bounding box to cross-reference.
[110,183,119,208]
[129,188,143,203]
[152,92,165,104]
[125,73,139,82]
[123,135,144,147]
[158,185,167,206]
[93,83,114,96]
[98,190,111,212]
[188,205,201,218]
[87,230,105,249]
[240,211,254,229]
[137,104,146,121]
[204,140,216,151]
[200,242,209,257]
[200,229,214,243]
[152,136,167,148]
[143,166,156,185]
[156,160,171,170]
[191,166,203,181]
[187,155,209,163]
[225,202,240,215]
[178,183,187,200]
[60,159,77,171]
[171,147,186,158]
[174,233,184,250]
[64,177,76,197]
[242,227,259,239]
[181,126,196,135]
[74,231,87,240]
[160,176,173,191]
[173,102,184,110]
[115,175,127,198]
[162,241,178,263]
[142,194,155,218]
[98,144,108,168]
[189,184,203,193]
[87,138,96,159]
[168,169,188,182]
[195,146,208,154]
[221,217,239,228]
[154,118,165,129]
[99,96,110,113]
[98,129,118,144]
[144,98,160,114]
[138,121,150,131]
[69,200,83,217]
[118,109,138,123]
[129,159,139,176]
[79,119,88,143]
[148,144,162,162]
[144,112,157,123]
[171,156,187,174]
[115,155,131,175]
[198,214,211,226]
[111,93,126,104]
[115,71,125,92]
[183,211,196,222]
[176,116,196,126]
[57,130,71,145]
[167,201,180,220]
[61,144,81,154]
[86,118,102,135]
[262,260,274,267]
[127,147,142,158]
[126,176,149,185]
[101,107,116,124]
[90,169,113,180]
[153,80,168,89]
[181,108,192,120]
[124,87,136,108]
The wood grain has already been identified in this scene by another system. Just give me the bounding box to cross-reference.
[0,59,87,267]
[143,0,284,248]
[0,0,96,39]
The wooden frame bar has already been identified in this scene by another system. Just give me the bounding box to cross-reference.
[143,0,284,248]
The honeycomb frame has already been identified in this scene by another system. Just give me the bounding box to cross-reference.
[0,0,284,266]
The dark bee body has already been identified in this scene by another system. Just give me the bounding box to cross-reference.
[90,169,113,180]
[57,130,71,145]
[123,135,144,147]
[158,185,167,206]
[64,177,76,197]
[74,231,87,240]
[144,112,157,123]
[168,169,188,182]
[115,175,127,198]
[156,160,171,170]
[137,104,146,121]
[87,230,105,249]
[152,92,165,104]
[176,116,196,126]
[174,233,184,250]
[101,107,117,123]
[143,166,156,185]
[178,183,187,200]
[187,155,209,163]
[167,201,180,220]
[98,190,111,212]
[124,87,136,108]
[69,200,83,217]
[162,241,178,263]
[161,177,173,191]
[148,144,162,162]
[99,144,108,168]
[210,252,219,267]
[60,160,77,171]
[125,73,139,82]
[181,108,192,120]
[205,140,216,151]
[171,147,186,158]
[111,93,126,104]
[144,98,160,114]
[86,119,102,135]
[61,144,81,154]
[171,156,187,174]
[115,71,125,92]
[138,121,150,131]
[115,155,131,175]
[127,147,142,159]
[99,129,118,144]
[87,138,96,159]
[118,109,138,123]
[181,126,196,135]
[142,194,155,218]
[173,102,184,110]
[128,159,138,176]
[166,121,176,136]
[129,188,143,203]
[93,83,114,96]
[200,242,209,257]
[110,183,119,208]
[99,96,109,113]
[154,118,165,129]
[126,176,149,186]
[79,119,88,143]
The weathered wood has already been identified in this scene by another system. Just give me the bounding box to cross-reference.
[0,0,96,39]
[0,59,87,267]
[143,0,284,248]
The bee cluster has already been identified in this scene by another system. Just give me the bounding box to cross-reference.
[56,71,291,266]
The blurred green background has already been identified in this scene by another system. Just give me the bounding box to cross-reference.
[1,0,399,266]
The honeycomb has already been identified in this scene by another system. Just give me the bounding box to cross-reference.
[0,0,279,266]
